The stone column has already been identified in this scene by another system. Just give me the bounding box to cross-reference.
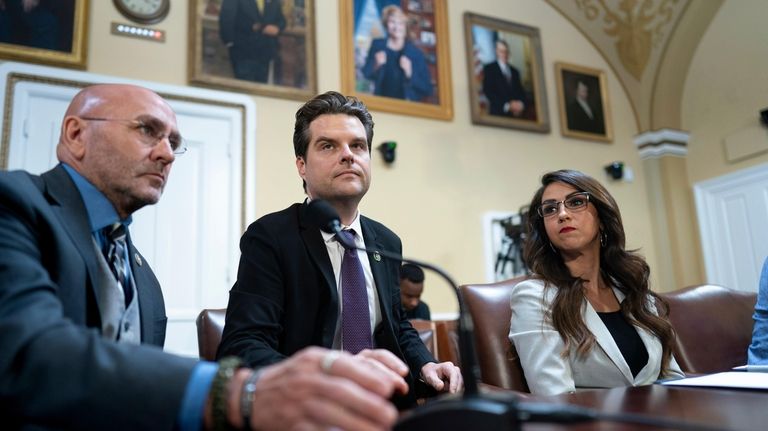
[635,129,704,291]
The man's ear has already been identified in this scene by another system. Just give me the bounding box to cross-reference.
[60,116,87,160]
[296,156,306,179]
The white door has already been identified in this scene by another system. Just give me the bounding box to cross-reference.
[0,62,256,357]
[694,163,768,293]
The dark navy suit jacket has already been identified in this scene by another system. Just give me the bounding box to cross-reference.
[0,165,196,430]
[482,61,527,116]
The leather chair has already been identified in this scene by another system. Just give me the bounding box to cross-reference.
[196,308,227,361]
[434,319,460,366]
[409,319,438,357]
[460,276,529,392]
[661,284,757,374]
[195,309,444,361]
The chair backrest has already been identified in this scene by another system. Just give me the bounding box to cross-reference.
[194,310,442,361]
[434,319,460,366]
[661,284,757,374]
[410,319,438,357]
[460,276,529,392]
[196,308,227,361]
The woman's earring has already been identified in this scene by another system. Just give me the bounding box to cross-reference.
[600,231,607,247]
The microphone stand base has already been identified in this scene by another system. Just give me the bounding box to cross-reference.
[395,394,520,431]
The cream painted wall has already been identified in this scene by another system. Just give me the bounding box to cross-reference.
[77,0,657,313]
[683,0,768,185]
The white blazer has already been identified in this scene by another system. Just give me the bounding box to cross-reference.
[508,279,685,395]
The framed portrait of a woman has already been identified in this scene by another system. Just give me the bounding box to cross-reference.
[464,13,549,133]
[340,0,453,120]
[189,0,317,101]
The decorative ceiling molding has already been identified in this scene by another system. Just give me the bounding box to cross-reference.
[545,0,704,131]
[573,0,684,81]
[548,0,688,83]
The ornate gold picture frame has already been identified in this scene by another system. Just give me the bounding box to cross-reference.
[464,13,549,133]
[555,62,613,143]
[188,0,317,101]
[0,0,88,69]
[340,0,453,121]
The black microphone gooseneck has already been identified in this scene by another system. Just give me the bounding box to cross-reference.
[306,200,720,431]
[306,199,480,395]
[307,199,531,429]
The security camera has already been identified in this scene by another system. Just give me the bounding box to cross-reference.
[377,141,397,164]
[604,162,624,181]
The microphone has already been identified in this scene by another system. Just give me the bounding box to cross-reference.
[306,199,481,395]
[305,200,719,431]
[307,199,522,429]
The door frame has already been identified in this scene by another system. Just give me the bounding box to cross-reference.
[694,162,768,292]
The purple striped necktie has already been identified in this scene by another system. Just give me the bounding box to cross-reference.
[337,229,372,354]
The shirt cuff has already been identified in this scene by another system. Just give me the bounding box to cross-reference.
[176,361,218,431]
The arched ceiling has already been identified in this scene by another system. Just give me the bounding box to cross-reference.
[545,0,723,131]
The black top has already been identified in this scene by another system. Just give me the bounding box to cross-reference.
[403,301,431,320]
[597,310,649,377]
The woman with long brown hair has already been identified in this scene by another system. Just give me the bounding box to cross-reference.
[508,170,684,395]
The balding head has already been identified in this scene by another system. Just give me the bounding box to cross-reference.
[57,84,180,218]
[57,85,172,163]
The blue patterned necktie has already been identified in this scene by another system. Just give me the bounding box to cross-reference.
[337,229,372,354]
[104,223,132,306]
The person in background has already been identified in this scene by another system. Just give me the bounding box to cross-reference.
[509,169,685,395]
[0,84,402,431]
[482,39,527,118]
[400,263,431,320]
[219,0,286,83]
[362,4,433,101]
[748,257,768,364]
[566,80,605,135]
[218,91,461,408]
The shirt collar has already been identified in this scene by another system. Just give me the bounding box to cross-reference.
[313,203,362,244]
[62,163,132,233]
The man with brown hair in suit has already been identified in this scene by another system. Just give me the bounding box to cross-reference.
[218,91,463,408]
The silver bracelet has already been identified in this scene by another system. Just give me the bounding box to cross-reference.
[239,369,263,431]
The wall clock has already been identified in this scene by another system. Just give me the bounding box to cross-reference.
[113,0,170,25]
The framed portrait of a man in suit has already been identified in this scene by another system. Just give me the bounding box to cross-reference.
[340,0,453,121]
[555,62,613,143]
[0,0,87,69]
[189,0,317,101]
[464,13,549,133]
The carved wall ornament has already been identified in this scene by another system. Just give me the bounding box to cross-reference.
[575,0,680,80]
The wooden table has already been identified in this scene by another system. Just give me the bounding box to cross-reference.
[523,384,766,430]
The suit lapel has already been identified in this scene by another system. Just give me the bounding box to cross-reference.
[583,288,635,384]
[360,217,392,326]
[298,203,338,344]
[125,229,154,343]
[41,166,105,308]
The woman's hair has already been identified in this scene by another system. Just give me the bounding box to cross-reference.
[380,5,405,29]
[522,169,675,377]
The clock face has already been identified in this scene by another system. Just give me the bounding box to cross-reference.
[113,0,170,25]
